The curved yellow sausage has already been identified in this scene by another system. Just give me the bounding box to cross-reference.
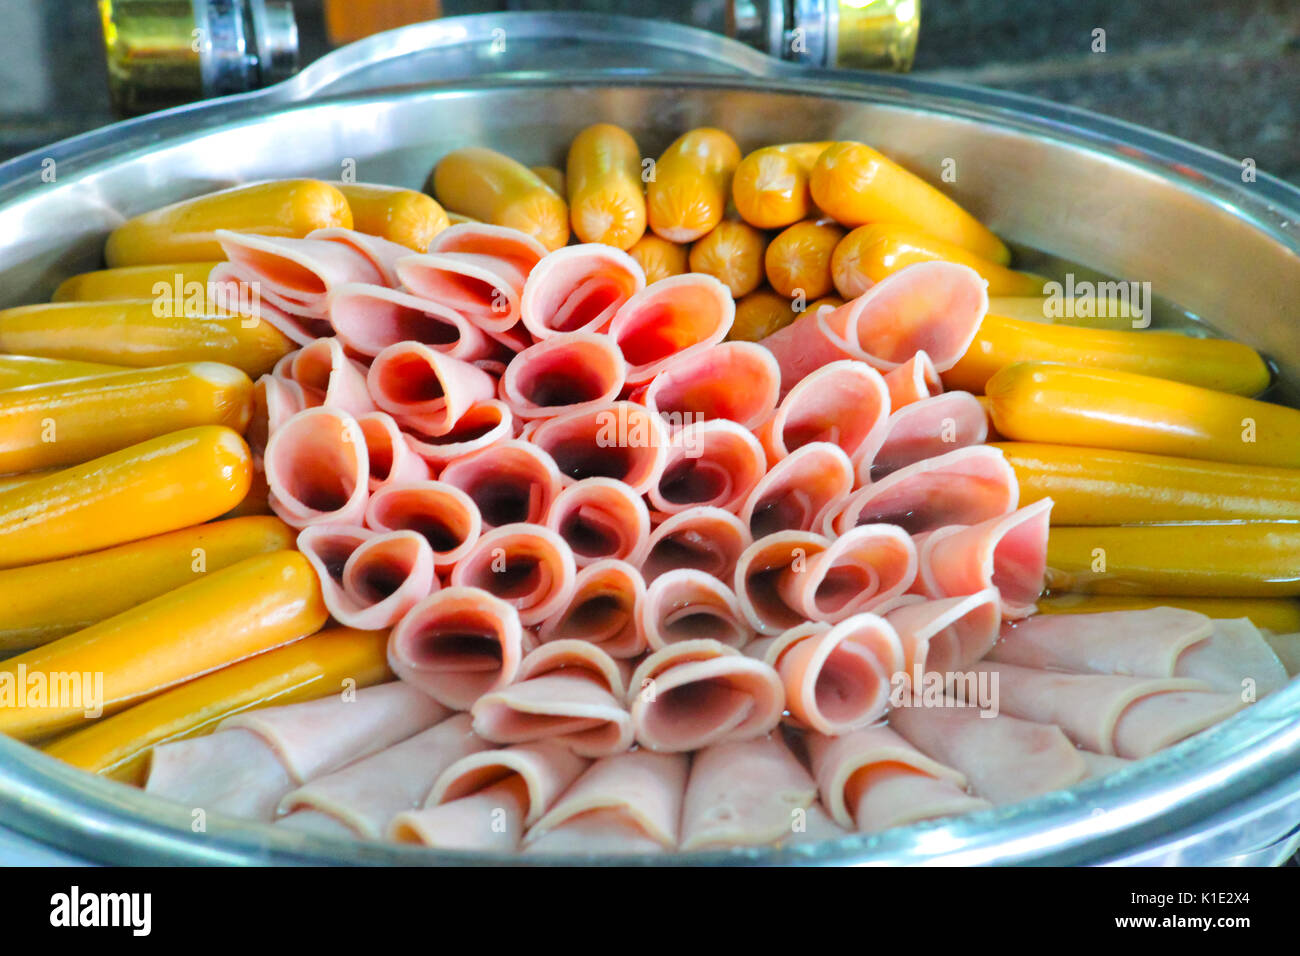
[732,142,835,229]
[810,142,1009,263]
[43,626,389,782]
[0,470,55,493]
[0,300,293,377]
[729,287,796,342]
[0,425,252,570]
[1036,593,1300,635]
[988,295,1138,331]
[105,180,351,267]
[646,128,742,243]
[336,182,449,252]
[0,515,294,652]
[431,147,569,251]
[0,550,327,741]
[627,233,689,284]
[0,363,252,474]
[688,220,768,297]
[566,123,647,249]
[986,363,1300,468]
[52,262,222,303]
[765,219,846,299]
[0,354,127,389]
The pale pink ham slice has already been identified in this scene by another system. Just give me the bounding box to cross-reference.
[365,479,482,569]
[471,640,633,757]
[885,588,1002,676]
[537,559,647,659]
[647,419,766,516]
[529,401,669,494]
[640,341,781,431]
[776,523,917,623]
[500,332,626,420]
[1180,618,1289,698]
[402,399,513,466]
[208,264,332,344]
[1079,751,1133,779]
[641,506,752,583]
[734,529,832,635]
[627,638,784,752]
[215,228,387,318]
[265,406,369,528]
[387,586,525,709]
[437,438,562,528]
[970,661,1247,758]
[759,261,988,388]
[271,337,374,417]
[741,441,854,539]
[297,523,438,629]
[755,360,891,466]
[806,725,991,832]
[276,713,488,838]
[449,523,577,626]
[918,499,1052,619]
[296,524,373,619]
[259,375,308,435]
[366,341,497,438]
[857,390,989,483]
[641,569,753,650]
[145,728,294,821]
[889,705,1088,804]
[307,226,418,287]
[747,614,902,735]
[327,282,495,360]
[544,477,650,568]
[523,750,688,854]
[882,350,942,409]
[355,412,432,491]
[427,221,549,266]
[607,273,736,385]
[519,243,646,339]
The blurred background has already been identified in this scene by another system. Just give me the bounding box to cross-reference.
[0,0,1296,183]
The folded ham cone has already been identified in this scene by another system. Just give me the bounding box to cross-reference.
[544,477,651,567]
[740,441,854,539]
[641,505,752,583]
[806,725,991,832]
[327,282,496,360]
[308,226,418,287]
[297,524,437,630]
[401,399,514,466]
[627,638,785,752]
[647,419,767,516]
[519,242,646,339]
[776,523,917,623]
[856,390,989,484]
[641,569,754,651]
[536,559,648,659]
[917,498,1053,620]
[265,406,370,528]
[969,661,1247,759]
[608,273,736,385]
[499,331,626,420]
[641,340,781,431]
[449,523,578,626]
[529,401,669,494]
[734,529,832,635]
[355,412,432,491]
[209,264,331,344]
[367,341,497,438]
[438,438,562,528]
[882,350,942,410]
[365,479,482,569]
[884,588,1003,675]
[471,640,634,758]
[755,359,891,467]
[387,586,526,709]
[259,375,308,437]
[759,260,989,389]
[272,337,375,417]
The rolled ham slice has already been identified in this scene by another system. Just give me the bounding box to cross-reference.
[356,412,432,491]
[536,559,647,659]
[607,273,735,385]
[918,498,1053,620]
[365,479,482,569]
[208,264,331,344]
[449,523,577,626]
[740,441,854,539]
[1180,618,1288,698]
[145,728,295,822]
[387,586,525,709]
[734,529,832,635]
[307,226,417,287]
[641,569,753,650]
[259,375,308,438]
[776,523,917,623]
[327,282,495,360]
[755,359,891,466]
[857,390,989,484]
[265,406,369,528]
[296,524,372,617]
[366,341,497,438]
[647,419,766,516]
[298,524,436,630]
[500,332,626,420]
[885,588,1002,676]
[627,638,784,752]
[519,243,646,339]
[1080,751,1133,779]
[544,477,650,567]
[272,337,375,417]
[401,399,513,466]
[641,506,752,583]
[529,402,669,494]
[882,350,942,409]
[641,340,781,431]
[437,438,562,528]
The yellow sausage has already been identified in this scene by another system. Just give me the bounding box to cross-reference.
[566,123,647,249]
[52,262,222,303]
[531,166,566,195]
[988,295,1142,330]
[995,442,1300,525]
[0,363,252,474]
[627,233,689,284]
[946,315,1270,396]
[732,142,835,229]
[987,363,1300,468]
[1045,523,1300,597]
[43,626,389,783]
[1037,593,1300,634]
[688,220,768,297]
[810,142,1009,263]
[446,211,479,226]
[764,219,846,299]
[0,300,293,377]
[431,147,569,251]
[729,287,796,342]
[0,425,251,570]
[831,223,1045,298]
[220,466,272,519]
[105,180,351,267]
[0,354,127,389]
[336,182,449,252]
[0,470,55,493]
[0,550,327,740]
[646,128,742,243]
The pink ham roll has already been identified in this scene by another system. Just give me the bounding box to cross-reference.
[641,569,753,651]
[627,638,784,752]
[519,243,646,339]
[298,524,437,630]
[265,406,369,528]
[365,479,482,569]
[500,331,626,419]
[356,412,431,491]
[272,337,374,417]
[307,226,417,286]
[537,559,647,659]
[640,341,781,431]
[647,419,766,516]
[918,498,1053,619]
[641,506,752,583]
[530,401,669,494]
[295,524,372,612]
[970,661,1247,759]
[777,523,917,623]
[544,477,650,567]
[755,360,891,466]
[885,588,1002,676]
[857,390,989,483]
[208,264,331,344]
[449,523,577,626]
[472,639,634,758]
[807,725,991,832]
[741,442,854,539]
[734,529,832,635]
[403,399,514,468]
[437,438,562,528]
[747,613,903,735]
[882,350,942,409]
[367,341,497,438]
[608,273,735,385]
[387,586,526,709]
[327,282,495,360]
